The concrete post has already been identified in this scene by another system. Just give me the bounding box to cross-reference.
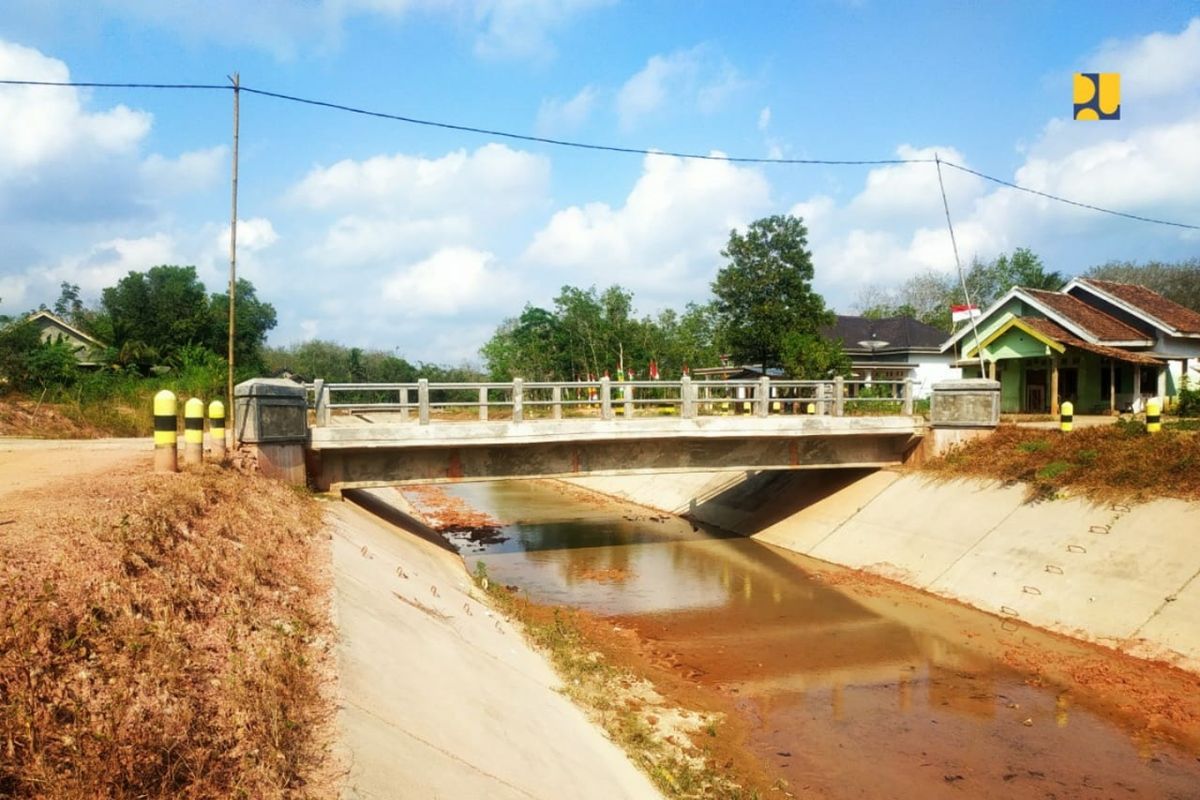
[313,378,325,425]
[184,397,204,466]
[418,379,430,425]
[681,376,695,418]
[512,378,524,423]
[600,377,613,420]
[315,380,331,427]
[834,376,845,417]
[622,384,633,418]
[756,376,770,417]
[208,399,226,461]
[478,386,488,421]
[552,385,562,420]
[1133,364,1142,411]
[153,389,178,474]
[902,378,914,416]
[399,385,410,421]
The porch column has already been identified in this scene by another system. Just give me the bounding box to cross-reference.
[1133,364,1142,411]
[1050,356,1060,416]
[1109,360,1116,414]
[1158,365,1167,406]
[988,360,996,381]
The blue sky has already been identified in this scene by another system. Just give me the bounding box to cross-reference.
[1,1,1198,363]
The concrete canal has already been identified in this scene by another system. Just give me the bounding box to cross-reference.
[400,479,1200,799]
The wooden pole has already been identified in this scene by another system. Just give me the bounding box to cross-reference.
[227,72,240,439]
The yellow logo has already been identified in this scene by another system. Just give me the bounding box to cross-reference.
[1074,73,1120,120]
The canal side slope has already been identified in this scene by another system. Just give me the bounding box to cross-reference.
[565,470,1200,673]
[326,498,662,800]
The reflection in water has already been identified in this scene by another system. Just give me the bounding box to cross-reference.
[437,481,1200,799]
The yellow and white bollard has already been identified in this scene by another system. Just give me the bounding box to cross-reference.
[153,389,178,473]
[184,397,204,466]
[208,400,226,461]
[806,402,816,415]
[1146,398,1162,434]
[1060,400,1073,433]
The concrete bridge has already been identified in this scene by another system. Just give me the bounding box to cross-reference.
[294,377,931,491]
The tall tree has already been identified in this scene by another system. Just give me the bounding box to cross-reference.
[711,214,836,375]
[97,265,212,371]
[207,278,278,374]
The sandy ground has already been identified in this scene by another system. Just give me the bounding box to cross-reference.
[0,437,149,500]
[327,494,662,800]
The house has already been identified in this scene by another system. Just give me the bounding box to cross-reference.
[940,280,1200,414]
[823,315,961,398]
[26,310,107,366]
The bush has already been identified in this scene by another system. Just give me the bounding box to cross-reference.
[1178,377,1200,417]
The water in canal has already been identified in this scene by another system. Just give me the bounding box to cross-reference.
[432,480,1200,799]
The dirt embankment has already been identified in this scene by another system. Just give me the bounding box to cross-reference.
[0,461,337,798]
[923,423,1200,502]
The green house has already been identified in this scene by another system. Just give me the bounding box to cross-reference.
[941,281,1199,415]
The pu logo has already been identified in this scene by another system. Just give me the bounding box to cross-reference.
[1074,73,1120,120]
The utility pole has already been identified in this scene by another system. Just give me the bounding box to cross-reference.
[227,72,240,431]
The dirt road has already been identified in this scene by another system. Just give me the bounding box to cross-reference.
[0,438,149,500]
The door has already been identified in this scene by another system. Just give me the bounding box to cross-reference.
[1025,368,1047,412]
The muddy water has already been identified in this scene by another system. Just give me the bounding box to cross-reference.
[438,480,1200,799]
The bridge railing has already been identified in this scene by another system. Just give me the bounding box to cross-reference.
[309,376,915,426]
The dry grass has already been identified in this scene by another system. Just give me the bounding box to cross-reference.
[924,422,1200,503]
[0,465,335,799]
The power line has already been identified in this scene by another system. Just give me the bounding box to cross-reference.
[939,161,1200,232]
[0,79,229,90]
[2,77,1197,231]
[238,85,927,166]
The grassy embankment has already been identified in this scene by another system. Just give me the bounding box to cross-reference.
[924,421,1200,502]
[0,465,334,798]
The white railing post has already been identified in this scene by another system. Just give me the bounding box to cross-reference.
[623,384,633,418]
[314,379,329,426]
[757,376,770,418]
[418,379,430,425]
[512,378,524,422]
[903,378,914,416]
[478,386,488,421]
[600,377,613,420]
[681,376,695,418]
[552,384,562,420]
[399,385,410,420]
[834,376,845,417]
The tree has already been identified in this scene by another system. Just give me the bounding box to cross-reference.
[711,214,836,375]
[206,278,278,374]
[1086,258,1200,312]
[96,265,212,372]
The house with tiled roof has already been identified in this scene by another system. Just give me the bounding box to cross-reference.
[824,315,960,398]
[941,281,1200,414]
[25,310,107,367]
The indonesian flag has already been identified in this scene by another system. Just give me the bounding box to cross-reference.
[649,359,660,380]
[951,304,981,323]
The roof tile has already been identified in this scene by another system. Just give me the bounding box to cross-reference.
[1023,288,1149,342]
[1080,279,1200,335]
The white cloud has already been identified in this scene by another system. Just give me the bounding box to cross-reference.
[524,152,772,301]
[616,46,746,129]
[139,146,227,195]
[472,0,613,60]
[0,39,150,175]
[1089,16,1200,99]
[536,85,598,134]
[289,143,550,219]
[757,106,771,132]
[381,246,516,315]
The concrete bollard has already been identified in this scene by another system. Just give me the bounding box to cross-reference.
[1146,398,1162,434]
[1060,400,1073,433]
[153,389,178,473]
[208,399,226,461]
[184,398,204,465]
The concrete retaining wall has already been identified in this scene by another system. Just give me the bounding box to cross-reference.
[564,471,1200,672]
